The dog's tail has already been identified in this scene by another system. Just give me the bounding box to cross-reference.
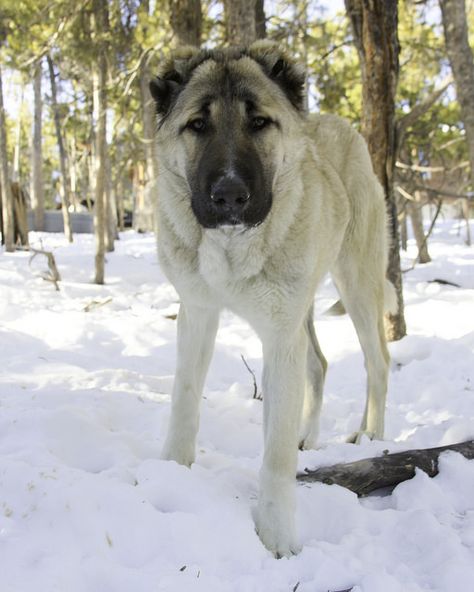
[325,279,398,316]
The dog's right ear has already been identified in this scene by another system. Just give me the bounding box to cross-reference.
[149,47,203,117]
[149,72,182,117]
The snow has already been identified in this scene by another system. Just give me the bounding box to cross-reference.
[0,219,473,592]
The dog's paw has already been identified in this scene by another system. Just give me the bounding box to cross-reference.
[254,493,301,558]
[255,516,301,558]
[346,430,377,444]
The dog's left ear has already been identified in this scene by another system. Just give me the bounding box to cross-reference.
[248,41,306,111]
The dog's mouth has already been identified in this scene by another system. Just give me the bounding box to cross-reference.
[216,218,264,232]
[190,190,272,229]
[214,222,249,236]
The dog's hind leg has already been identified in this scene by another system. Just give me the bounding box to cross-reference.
[332,264,390,443]
[161,303,220,466]
[299,306,327,450]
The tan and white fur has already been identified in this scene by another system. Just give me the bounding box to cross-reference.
[150,42,392,558]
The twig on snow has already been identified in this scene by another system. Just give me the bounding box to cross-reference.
[25,246,62,290]
[240,354,261,400]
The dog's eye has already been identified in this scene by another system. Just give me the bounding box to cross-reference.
[251,116,271,131]
[187,118,206,133]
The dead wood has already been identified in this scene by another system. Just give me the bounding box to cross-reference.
[27,246,61,290]
[428,278,461,288]
[298,440,474,496]
[83,297,112,312]
[241,354,261,400]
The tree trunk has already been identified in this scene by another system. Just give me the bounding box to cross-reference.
[105,149,116,252]
[47,55,73,243]
[91,0,109,284]
[116,176,125,231]
[224,0,257,46]
[133,161,146,232]
[134,55,159,233]
[409,191,431,263]
[0,63,14,251]
[399,202,408,251]
[255,0,266,39]
[440,0,474,204]
[169,0,202,47]
[69,137,78,211]
[31,59,45,231]
[11,182,28,247]
[298,440,474,496]
[345,0,406,342]
[12,85,23,183]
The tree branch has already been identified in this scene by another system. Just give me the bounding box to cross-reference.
[412,184,472,200]
[396,76,453,139]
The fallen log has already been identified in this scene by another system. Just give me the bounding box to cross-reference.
[298,440,474,496]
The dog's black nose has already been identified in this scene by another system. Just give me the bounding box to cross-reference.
[210,176,250,214]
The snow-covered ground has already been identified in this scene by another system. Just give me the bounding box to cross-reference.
[0,219,473,592]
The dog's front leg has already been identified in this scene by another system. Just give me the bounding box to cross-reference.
[161,303,220,467]
[255,327,307,557]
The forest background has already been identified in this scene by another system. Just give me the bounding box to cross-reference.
[0,0,473,340]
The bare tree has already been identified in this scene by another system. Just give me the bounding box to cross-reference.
[12,84,23,183]
[224,0,258,45]
[440,0,474,245]
[31,59,45,231]
[47,55,73,242]
[345,0,406,341]
[255,0,266,39]
[135,45,160,233]
[0,63,14,251]
[91,0,109,284]
[169,0,202,47]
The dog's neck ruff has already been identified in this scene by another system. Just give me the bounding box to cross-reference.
[157,140,307,291]
[198,223,267,286]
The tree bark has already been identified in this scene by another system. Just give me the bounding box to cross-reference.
[409,191,431,263]
[169,0,202,47]
[255,0,266,40]
[12,85,23,183]
[105,148,117,252]
[11,182,29,247]
[399,203,408,251]
[440,0,474,203]
[47,55,73,243]
[134,54,158,232]
[345,0,406,342]
[0,63,14,251]
[31,59,45,231]
[298,440,474,496]
[91,0,108,284]
[224,0,257,46]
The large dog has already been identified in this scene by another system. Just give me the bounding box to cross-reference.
[149,41,393,557]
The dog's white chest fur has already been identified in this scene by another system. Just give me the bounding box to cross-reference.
[198,226,266,288]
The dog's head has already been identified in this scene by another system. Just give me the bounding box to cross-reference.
[149,42,306,229]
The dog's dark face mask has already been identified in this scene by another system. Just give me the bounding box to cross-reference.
[184,89,274,229]
[149,46,305,229]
